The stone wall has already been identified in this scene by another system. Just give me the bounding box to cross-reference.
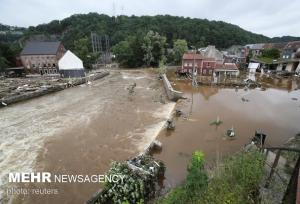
[161,74,183,101]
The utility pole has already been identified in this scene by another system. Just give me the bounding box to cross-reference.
[192,47,197,86]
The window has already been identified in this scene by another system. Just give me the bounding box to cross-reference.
[207,62,210,67]
[203,69,207,75]
[189,63,192,67]
[184,63,188,67]
[209,70,212,75]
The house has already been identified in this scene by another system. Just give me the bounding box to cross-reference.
[198,45,224,64]
[20,41,66,75]
[275,41,300,72]
[263,42,287,52]
[225,45,247,64]
[180,53,216,76]
[248,63,260,73]
[276,59,300,72]
[282,41,300,59]
[58,50,85,78]
[245,43,265,57]
[214,63,239,76]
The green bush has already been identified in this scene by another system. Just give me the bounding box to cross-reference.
[157,150,265,204]
[199,150,265,204]
[157,151,208,204]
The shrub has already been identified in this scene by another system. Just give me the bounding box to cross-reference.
[199,150,265,204]
[157,151,208,204]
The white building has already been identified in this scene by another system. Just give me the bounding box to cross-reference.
[248,63,260,73]
[58,50,85,78]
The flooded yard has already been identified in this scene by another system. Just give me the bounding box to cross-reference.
[153,70,300,188]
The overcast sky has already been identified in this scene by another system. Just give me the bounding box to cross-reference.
[0,0,299,37]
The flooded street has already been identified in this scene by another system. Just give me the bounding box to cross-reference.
[154,71,300,188]
[0,70,175,204]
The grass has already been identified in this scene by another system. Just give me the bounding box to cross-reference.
[255,56,277,64]
[157,150,265,204]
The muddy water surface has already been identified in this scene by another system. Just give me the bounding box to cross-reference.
[0,70,174,204]
[153,71,300,188]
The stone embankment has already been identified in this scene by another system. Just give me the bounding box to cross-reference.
[161,74,183,101]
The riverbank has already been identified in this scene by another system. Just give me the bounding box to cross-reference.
[0,71,109,107]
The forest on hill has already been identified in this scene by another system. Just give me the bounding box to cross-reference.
[1,13,300,69]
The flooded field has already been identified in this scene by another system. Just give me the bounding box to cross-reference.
[153,71,300,188]
[0,70,175,204]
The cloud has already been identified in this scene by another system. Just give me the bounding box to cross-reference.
[0,0,299,37]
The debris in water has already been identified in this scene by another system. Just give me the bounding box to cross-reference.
[175,109,183,117]
[166,119,175,130]
[127,82,136,95]
[147,140,162,152]
[241,97,250,102]
[252,130,267,147]
[1,101,7,106]
[226,127,235,138]
[291,97,298,101]
[210,116,223,127]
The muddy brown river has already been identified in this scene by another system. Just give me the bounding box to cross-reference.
[0,69,300,204]
[0,70,175,204]
[153,71,300,188]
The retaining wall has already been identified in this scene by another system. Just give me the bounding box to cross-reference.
[161,74,183,101]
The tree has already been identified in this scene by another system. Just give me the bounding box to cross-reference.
[173,39,188,65]
[0,57,8,72]
[112,35,144,68]
[112,40,132,67]
[73,37,95,69]
[142,31,166,67]
[261,48,280,59]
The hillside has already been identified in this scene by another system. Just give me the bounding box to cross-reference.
[1,13,300,70]
[23,13,270,50]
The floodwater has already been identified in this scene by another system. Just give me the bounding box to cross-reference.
[153,71,300,188]
[0,70,175,204]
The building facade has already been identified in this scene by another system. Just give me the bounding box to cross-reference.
[282,41,300,60]
[181,53,216,76]
[20,41,65,75]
